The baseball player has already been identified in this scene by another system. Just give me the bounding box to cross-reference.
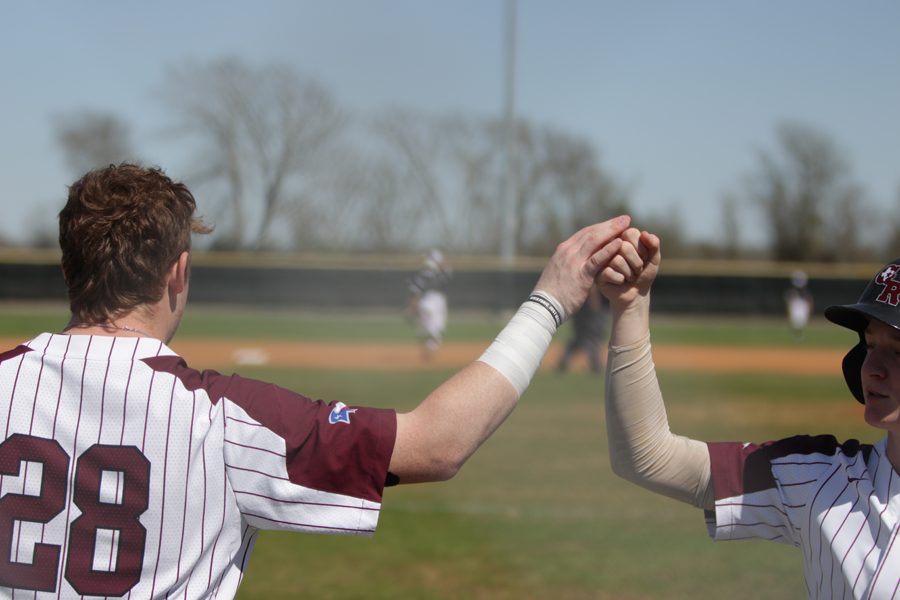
[557,285,608,374]
[599,228,900,599]
[785,269,814,340]
[0,163,632,598]
[406,248,451,360]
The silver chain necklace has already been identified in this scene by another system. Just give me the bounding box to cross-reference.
[104,323,152,337]
[66,322,154,338]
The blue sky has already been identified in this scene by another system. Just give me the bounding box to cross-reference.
[3,1,899,247]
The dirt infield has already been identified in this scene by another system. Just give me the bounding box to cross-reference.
[0,335,841,374]
[165,339,845,375]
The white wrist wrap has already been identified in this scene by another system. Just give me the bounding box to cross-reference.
[477,291,564,397]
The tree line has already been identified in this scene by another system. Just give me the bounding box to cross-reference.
[49,57,900,262]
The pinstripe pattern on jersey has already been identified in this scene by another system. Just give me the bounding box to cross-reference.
[0,333,396,599]
[707,435,900,599]
[144,354,397,505]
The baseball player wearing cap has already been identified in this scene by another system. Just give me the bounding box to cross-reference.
[785,269,814,340]
[0,163,632,598]
[598,228,900,599]
[407,248,452,360]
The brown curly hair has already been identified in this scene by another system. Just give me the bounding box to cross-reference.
[59,163,212,324]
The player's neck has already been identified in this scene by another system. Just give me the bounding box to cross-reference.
[63,314,160,340]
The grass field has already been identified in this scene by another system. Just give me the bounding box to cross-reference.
[0,305,876,598]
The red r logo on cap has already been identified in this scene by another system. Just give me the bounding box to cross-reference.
[875,264,900,306]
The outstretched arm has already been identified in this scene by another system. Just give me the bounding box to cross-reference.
[599,229,713,509]
[389,215,631,484]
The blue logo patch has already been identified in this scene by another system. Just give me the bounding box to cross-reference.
[328,402,357,425]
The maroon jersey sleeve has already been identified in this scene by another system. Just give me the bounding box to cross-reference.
[144,356,397,504]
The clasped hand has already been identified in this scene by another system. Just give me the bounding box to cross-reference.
[597,227,662,312]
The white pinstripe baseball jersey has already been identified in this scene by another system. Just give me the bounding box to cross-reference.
[706,435,900,599]
[0,333,396,598]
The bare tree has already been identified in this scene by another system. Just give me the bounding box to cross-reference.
[363,109,629,255]
[749,121,867,261]
[366,109,455,249]
[281,143,390,252]
[53,110,135,176]
[820,181,874,261]
[512,122,629,255]
[439,114,509,251]
[634,209,690,259]
[23,204,58,248]
[720,192,741,259]
[159,58,343,249]
[884,186,900,260]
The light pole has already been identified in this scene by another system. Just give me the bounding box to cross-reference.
[500,0,517,266]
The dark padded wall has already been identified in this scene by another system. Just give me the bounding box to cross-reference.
[0,261,867,316]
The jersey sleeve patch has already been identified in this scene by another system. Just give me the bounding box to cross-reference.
[238,388,396,504]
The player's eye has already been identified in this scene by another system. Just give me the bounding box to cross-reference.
[867,343,900,358]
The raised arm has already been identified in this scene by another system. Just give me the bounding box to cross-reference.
[599,229,713,509]
[389,215,631,484]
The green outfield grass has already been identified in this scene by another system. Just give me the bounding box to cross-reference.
[0,304,869,598]
[204,312,849,348]
[229,366,873,599]
[0,302,858,348]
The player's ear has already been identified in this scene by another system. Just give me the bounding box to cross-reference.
[167,251,190,295]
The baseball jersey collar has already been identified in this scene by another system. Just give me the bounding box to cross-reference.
[27,332,179,361]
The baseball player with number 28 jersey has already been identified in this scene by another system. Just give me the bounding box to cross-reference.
[0,163,633,598]
[598,228,900,599]
[0,334,395,597]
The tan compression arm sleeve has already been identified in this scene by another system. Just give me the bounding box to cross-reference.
[604,334,714,509]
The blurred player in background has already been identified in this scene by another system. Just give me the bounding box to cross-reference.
[0,162,632,598]
[406,248,452,360]
[599,228,900,598]
[557,285,608,375]
[784,269,813,340]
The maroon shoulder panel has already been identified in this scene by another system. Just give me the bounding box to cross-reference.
[0,345,31,365]
[142,355,396,503]
[707,435,862,501]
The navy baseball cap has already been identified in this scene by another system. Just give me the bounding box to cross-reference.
[824,258,900,403]
[825,259,900,334]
